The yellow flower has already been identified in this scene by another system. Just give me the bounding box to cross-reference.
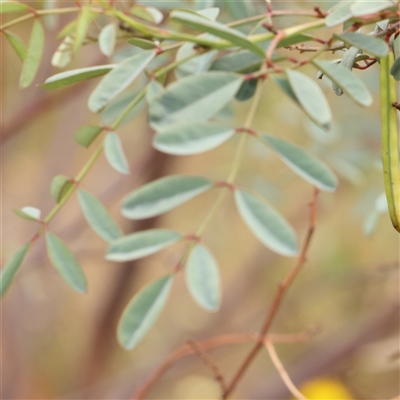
[298,378,354,400]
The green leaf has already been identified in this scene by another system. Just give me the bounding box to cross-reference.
[42,64,116,90]
[50,175,73,203]
[235,79,258,102]
[1,1,29,13]
[1,242,30,298]
[57,20,76,40]
[19,19,44,88]
[153,122,234,155]
[45,232,87,293]
[77,189,123,243]
[118,275,173,350]
[390,57,400,80]
[122,175,212,219]
[286,69,332,129]
[260,134,338,192]
[312,60,373,107]
[170,10,265,57]
[128,38,157,49]
[149,71,242,129]
[186,244,221,311]
[273,76,301,107]
[13,206,41,221]
[335,32,389,57]
[51,35,74,68]
[104,132,130,175]
[101,90,145,125]
[350,0,396,17]
[146,80,164,103]
[88,50,155,113]
[73,5,94,53]
[234,189,299,257]
[99,23,117,57]
[129,5,164,24]
[211,50,263,73]
[195,0,215,10]
[225,0,255,19]
[175,42,217,79]
[4,31,27,61]
[325,1,353,27]
[196,7,220,20]
[106,229,182,262]
[74,125,103,148]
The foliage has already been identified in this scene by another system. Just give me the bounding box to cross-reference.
[1,0,399,398]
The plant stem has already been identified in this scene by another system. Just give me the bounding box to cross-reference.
[44,144,104,224]
[1,7,82,30]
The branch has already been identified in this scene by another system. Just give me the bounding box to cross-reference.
[187,339,227,394]
[222,188,319,399]
[130,331,312,400]
[265,340,306,400]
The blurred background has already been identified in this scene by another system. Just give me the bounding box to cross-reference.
[2,0,399,399]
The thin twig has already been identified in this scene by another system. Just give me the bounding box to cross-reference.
[130,331,312,400]
[265,339,307,400]
[187,339,227,393]
[222,188,320,399]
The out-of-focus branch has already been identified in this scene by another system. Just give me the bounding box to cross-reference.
[265,339,306,400]
[223,188,319,399]
[130,331,312,400]
[187,339,227,394]
[250,299,399,399]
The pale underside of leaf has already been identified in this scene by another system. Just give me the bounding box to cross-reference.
[77,189,123,243]
[45,232,87,293]
[235,190,299,257]
[118,274,173,350]
[122,175,212,219]
[260,134,338,192]
[106,229,182,261]
[153,122,235,155]
[149,72,242,129]
[186,244,221,311]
